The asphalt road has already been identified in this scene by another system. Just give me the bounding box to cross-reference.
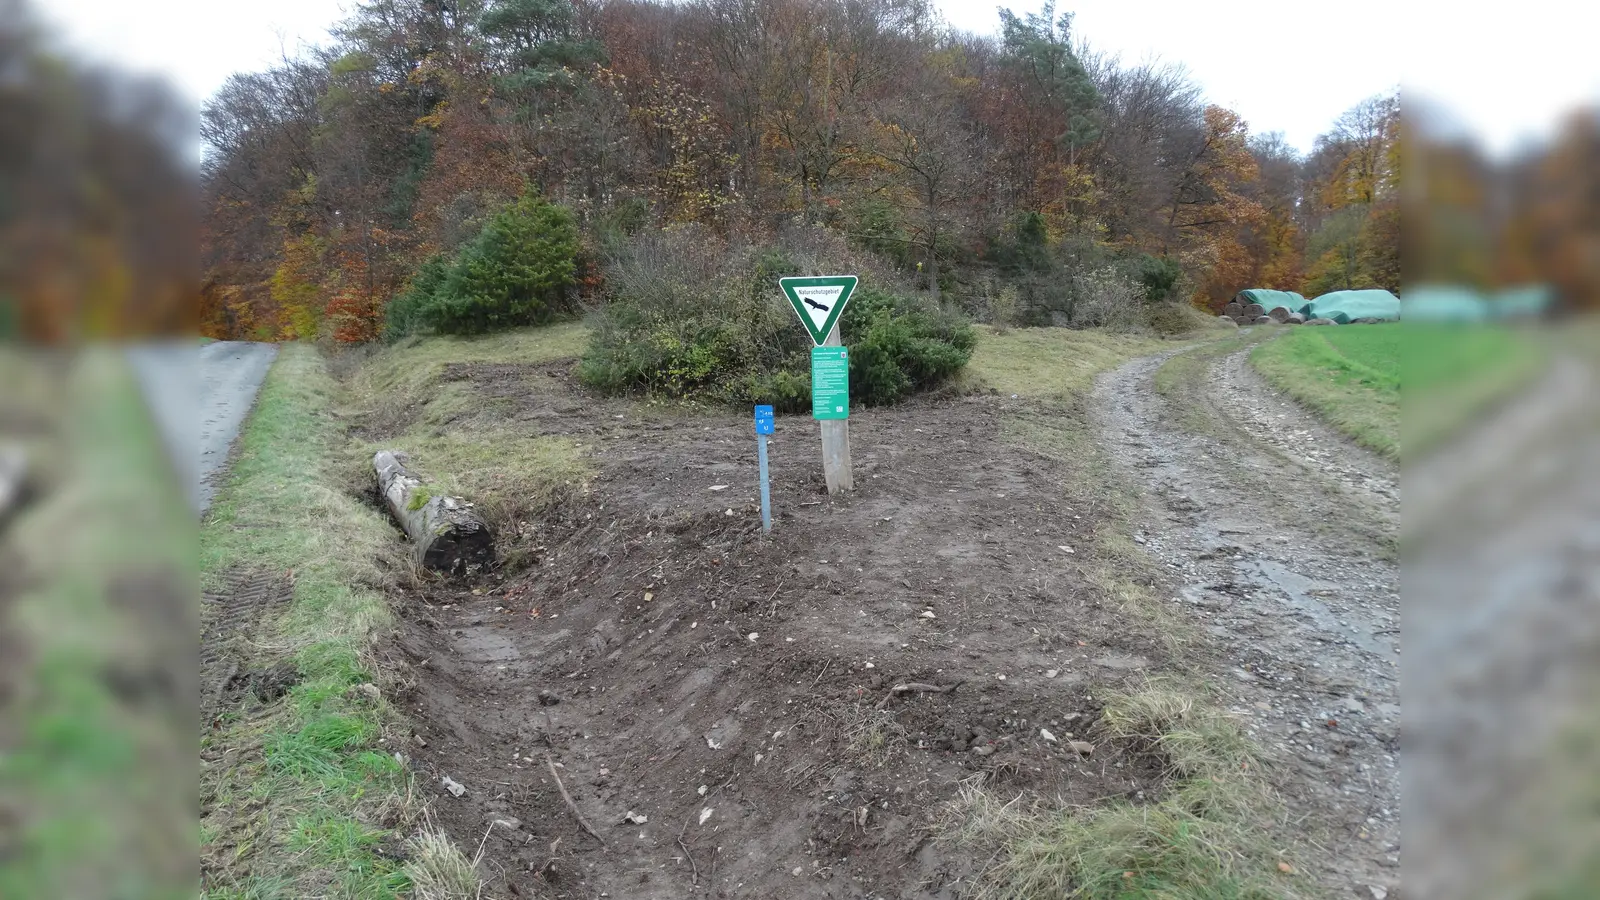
[196,341,278,514]
[127,340,277,515]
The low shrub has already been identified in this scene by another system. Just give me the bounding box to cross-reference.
[383,190,579,340]
[1123,253,1185,303]
[1069,267,1145,331]
[578,229,974,410]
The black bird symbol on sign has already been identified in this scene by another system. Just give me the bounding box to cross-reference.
[803,297,830,312]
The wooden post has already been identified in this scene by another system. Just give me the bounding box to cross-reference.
[821,324,852,493]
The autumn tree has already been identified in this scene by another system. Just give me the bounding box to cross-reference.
[1154,106,1263,308]
[994,2,1100,232]
[868,57,979,300]
[1241,131,1304,290]
[195,0,1405,339]
[1302,90,1399,294]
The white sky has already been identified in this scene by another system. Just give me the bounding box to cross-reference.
[37,0,1600,158]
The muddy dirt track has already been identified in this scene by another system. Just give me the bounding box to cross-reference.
[1096,344,1400,898]
[375,342,1403,899]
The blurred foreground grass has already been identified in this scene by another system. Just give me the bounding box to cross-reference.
[0,349,195,898]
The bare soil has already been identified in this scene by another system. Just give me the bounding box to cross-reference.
[1095,344,1401,898]
[378,363,1180,899]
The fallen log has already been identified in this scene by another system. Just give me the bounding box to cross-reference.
[373,450,494,573]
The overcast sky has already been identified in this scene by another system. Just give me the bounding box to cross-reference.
[37,0,1600,157]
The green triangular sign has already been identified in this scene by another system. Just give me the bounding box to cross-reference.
[780,275,858,345]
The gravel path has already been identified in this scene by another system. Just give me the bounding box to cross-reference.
[1093,343,1400,898]
[194,341,277,514]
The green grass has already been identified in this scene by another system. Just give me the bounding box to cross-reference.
[0,350,195,898]
[200,345,480,898]
[1401,324,1545,458]
[356,321,589,419]
[964,326,1176,399]
[947,685,1300,900]
[1250,326,1400,460]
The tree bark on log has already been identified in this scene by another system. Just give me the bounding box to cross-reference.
[373,450,494,573]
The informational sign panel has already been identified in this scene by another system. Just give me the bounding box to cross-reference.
[753,404,774,435]
[810,346,849,420]
[780,276,858,345]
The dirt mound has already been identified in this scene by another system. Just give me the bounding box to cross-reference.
[381,365,1174,898]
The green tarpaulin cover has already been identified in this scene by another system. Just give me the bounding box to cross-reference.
[1401,284,1552,322]
[1302,289,1401,324]
[1236,289,1308,314]
[1401,285,1487,322]
[1494,285,1553,318]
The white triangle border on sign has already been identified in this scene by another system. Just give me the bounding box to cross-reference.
[779,275,859,345]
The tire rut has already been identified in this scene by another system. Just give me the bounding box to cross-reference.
[201,571,294,726]
[1093,345,1400,898]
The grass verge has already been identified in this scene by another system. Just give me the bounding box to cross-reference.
[1248,326,1399,460]
[200,344,480,898]
[946,683,1301,900]
[351,322,589,423]
[0,350,194,897]
[963,326,1174,399]
[343,323,595,540]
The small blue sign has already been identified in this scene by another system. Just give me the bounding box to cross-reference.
[754,404,775,435]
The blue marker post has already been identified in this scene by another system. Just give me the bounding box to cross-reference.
[754,405,775,533]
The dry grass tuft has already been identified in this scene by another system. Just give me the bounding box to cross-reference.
[404,826,485,900]
[941,685,1297,900]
